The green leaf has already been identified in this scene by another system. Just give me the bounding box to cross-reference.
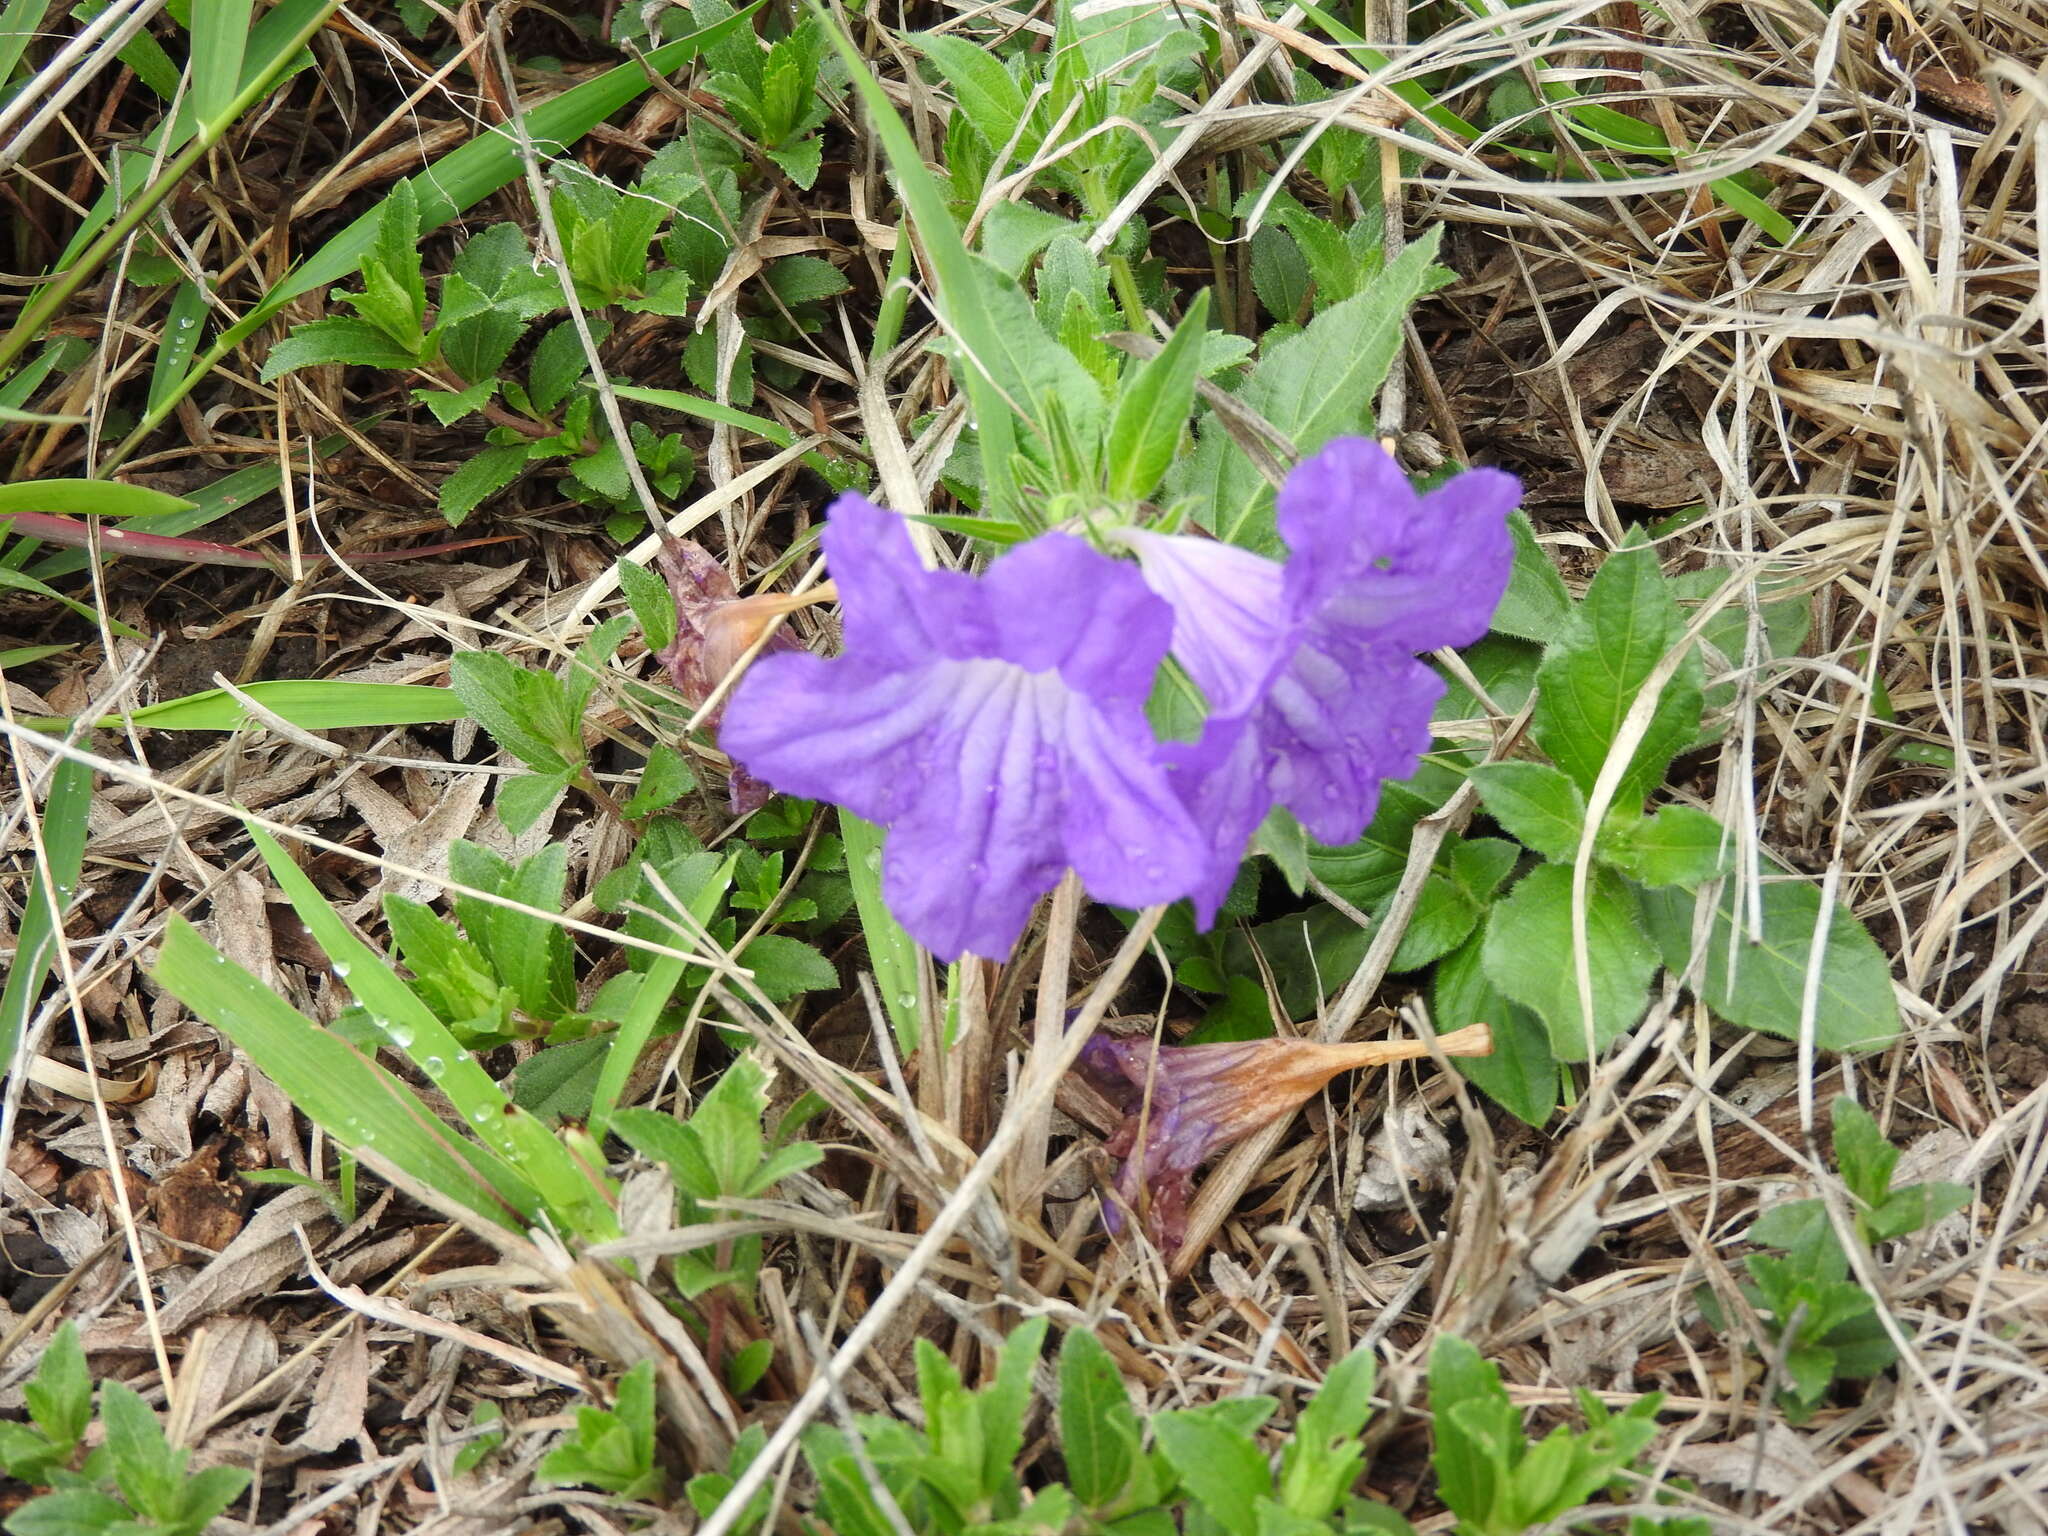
[2,1488,131,1536]
[1278,1343,1375,1521]
[916,32,1027,164]
[1829,1096,1897,1209]
[413,377,497,425]
[980,201,1082,278]
[1482,864,1657,1061]
[1250,226,1311,323]
[1865,1182,1971,1242]
[1471,761,1586,861]
[843,811,923,1053]
[1427,1336,1514,1528]
[1490,511,1572,642]
[187,0,256,128]
[0,478,195,520]
[528,319,594,412]
[766,254,851,306]
[1636,875,1898,1052]
[1434,931,1556,1127]
[1597,803,1727,888]
[1531,537,1704,811]
[21,1323,91,1452]
[513,1037,612,1121]
[1060,1328,1141,1509]
[449,651,571,771]
[728,1338,775,1395]
[738,935,837,999]
[0,757,89,1090]
[1183,228,1453,550]
[98,1379,184,1520]
[624,744,697,817]
[1153,1411,1271,1536]
[85,679,463,732]
[1105,290,1209,502]
[497,768,573,834]
[617,557,678,653]
[440,442,529,524]
[254,315,415,378]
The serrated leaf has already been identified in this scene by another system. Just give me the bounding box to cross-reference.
[1152,1411,1270,1536]
[767,135,824,189]
[916,32,1027,162]
[449,651,571,771]
[440,442,528,524]
[1251,225,1311,323]
[497,768,573,833]
[1636,875,1898,1052]
[413,378,497,425]
[765,254,851,306]
[1181,228,1452,551]
[1491,511,1572,642]
[261,317,419,379]
[1482,863,1657,1061]
[1060,1329,1140,1510]
[624,744,696,817]
[981,200,1082,278]
[529,318,597,412]
[1471,760,1586,861]
[1531,538,1704,810]
[738,935,836,999]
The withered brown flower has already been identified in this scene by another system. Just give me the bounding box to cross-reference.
[652,539,816,814]
[1073,1022,1493,1253]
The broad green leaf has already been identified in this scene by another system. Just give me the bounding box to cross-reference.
[1278,1343,1375,1521]
[1482,864,1657,1061]
[21,1323,90,1451]
[1427,1336,1514,1527]
[916,32,1027,164]
[1596,803,1727,887]
[1636,875,1898,1052]
[262,316,421,377]
[1829,1096,1897,1211]
[497,768,572,834]
[449,651,570,770]
[1434,930,1556,1127]
[1182,227,1453,550]
[1152,1411,1270,1536]
[1105,291,1209,502]
[1531,537,1705,811]
[1470,761,1586,861]
[1060,1329,1140,1510]
[1491,511,1572,642]
[739,935,837,999]
[440,442,529,524]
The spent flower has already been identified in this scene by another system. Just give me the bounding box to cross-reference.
[1075,1023,1494,1252]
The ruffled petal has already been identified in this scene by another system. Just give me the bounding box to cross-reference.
[1119,529,1291,714]
[1161,716,1274,923]
[1263,644,1445,846]
[816,494,988,665]
[981,530,1178,700]
[1058,696,1215,911]
[1276,438,1518,653]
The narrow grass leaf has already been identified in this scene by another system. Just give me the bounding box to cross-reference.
[0,481,196,519]
[151,918,533,1229]
[0,757,91,1076]
[83,680,463,731]
[188,0,258,128]
[841,811,923,1054]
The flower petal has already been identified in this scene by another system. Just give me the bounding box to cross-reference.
[1263,643,1445,846]
[1119,529,1291,714]
[816,493,987,666]
[981,530,1179,699]
[1277,438,1518,653]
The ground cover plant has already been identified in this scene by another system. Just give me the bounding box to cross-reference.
[2,0,2044,1533]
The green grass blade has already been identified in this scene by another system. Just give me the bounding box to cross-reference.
[818,5,1020,516]
[147,282,209,415]
[841,812,923,1055]
[84,680,464,732]
[151,917,535,1229]
[246,824,618,1237]
[0,755,91,1080]
[0,481,195,518]
[587,953,687,1147]
[188,0,257,128]
[0,0,53,89]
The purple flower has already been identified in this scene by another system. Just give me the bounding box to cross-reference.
[1075,1023,1495,1253]
[719,495,1212,961]
[1123,439,1518,914]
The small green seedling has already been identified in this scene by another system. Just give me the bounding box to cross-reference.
[1702,1096,1970,1421]
[1,1324,251,1536]
[540,1360,663,1501]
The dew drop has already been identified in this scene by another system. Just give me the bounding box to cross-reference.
[422,1054,446,1077]
[332,962,351,979]
[452,1049,472,1063]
